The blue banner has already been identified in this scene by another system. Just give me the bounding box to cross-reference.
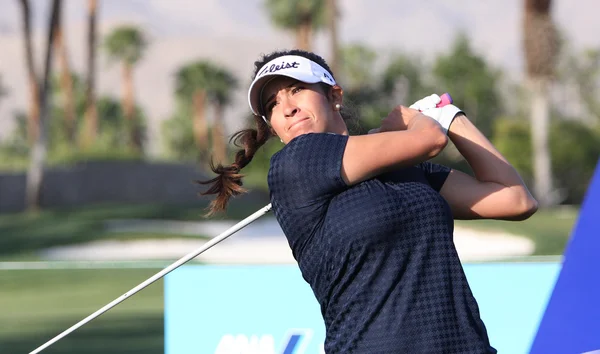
[165,263,561,354]
[530,161,600,354]
[165,265,326,354]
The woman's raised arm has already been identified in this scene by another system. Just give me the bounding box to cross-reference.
[342,106,448,185]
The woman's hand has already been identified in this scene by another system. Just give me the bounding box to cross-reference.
[410,94,463,134]
[369,105,424,134]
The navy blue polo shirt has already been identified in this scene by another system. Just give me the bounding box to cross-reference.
[268,133,496,353]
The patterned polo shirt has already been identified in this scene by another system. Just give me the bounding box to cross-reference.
[268,133,496,353]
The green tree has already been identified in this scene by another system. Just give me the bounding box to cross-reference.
[103,25,147,153]
[326,0,340,76]
[550,120,600,203]
[493,119,534,183]
[559,48,600,122]
[265,0,326,51]
[522,0,560,206]
[338,44,437,133]
[47,73,127,153]
[161,103,198,161]
[432,33,503,137]
[53,3,76,144]
[338,43,376,92]
[381,53,436,108]
[175,61,213,157]
[18,0,41,143]
[48,73,85,145]
[173,60,238,164]
[493,117,600,204]
[208,67,238,164]
[240,131,284,190]
[335,43,382,130]
[25,0,61,211]
[81,0,99,148]
[2,70,145,169]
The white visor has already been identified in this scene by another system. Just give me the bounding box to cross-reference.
[247,55,336,117]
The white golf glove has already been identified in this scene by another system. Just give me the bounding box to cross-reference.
[410,94,463,134]
[409,94,442,111]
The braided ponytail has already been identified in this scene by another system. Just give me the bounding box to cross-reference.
[197,115,272,216]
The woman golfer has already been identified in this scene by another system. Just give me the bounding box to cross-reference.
[200,49,537,353]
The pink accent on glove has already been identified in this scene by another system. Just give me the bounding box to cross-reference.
[436,93,453,108]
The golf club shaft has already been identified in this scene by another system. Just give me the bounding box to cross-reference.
[29,203,273,354]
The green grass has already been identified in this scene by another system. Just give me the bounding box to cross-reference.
[455,206,579,256]
[0,268,164,354]
[0,199,270,259]
[0,201,580,260]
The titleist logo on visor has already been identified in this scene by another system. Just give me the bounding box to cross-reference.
[258,61,300,77]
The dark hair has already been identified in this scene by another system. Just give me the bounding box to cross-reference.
[198,49,355,216]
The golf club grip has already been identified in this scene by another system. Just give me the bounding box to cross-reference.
[437,93,453,107]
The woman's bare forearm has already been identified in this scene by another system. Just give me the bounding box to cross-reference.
[448,114,526,187]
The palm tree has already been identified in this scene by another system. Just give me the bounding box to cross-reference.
[326,0,339,77]
[175,61,212,156]
[82,0,98,147]
[175,61,238,163]
[207,68,238,164]
[522,0,559,206]
[265,0,326,51]
[18,0,40,144]
[25,0,61,211]
[103,25,147,152]
[53,4,76,144]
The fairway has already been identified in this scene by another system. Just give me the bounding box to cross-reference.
[0,267,164,354]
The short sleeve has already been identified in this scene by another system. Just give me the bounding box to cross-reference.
[268,133,348,208]
[418,161,451,192]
